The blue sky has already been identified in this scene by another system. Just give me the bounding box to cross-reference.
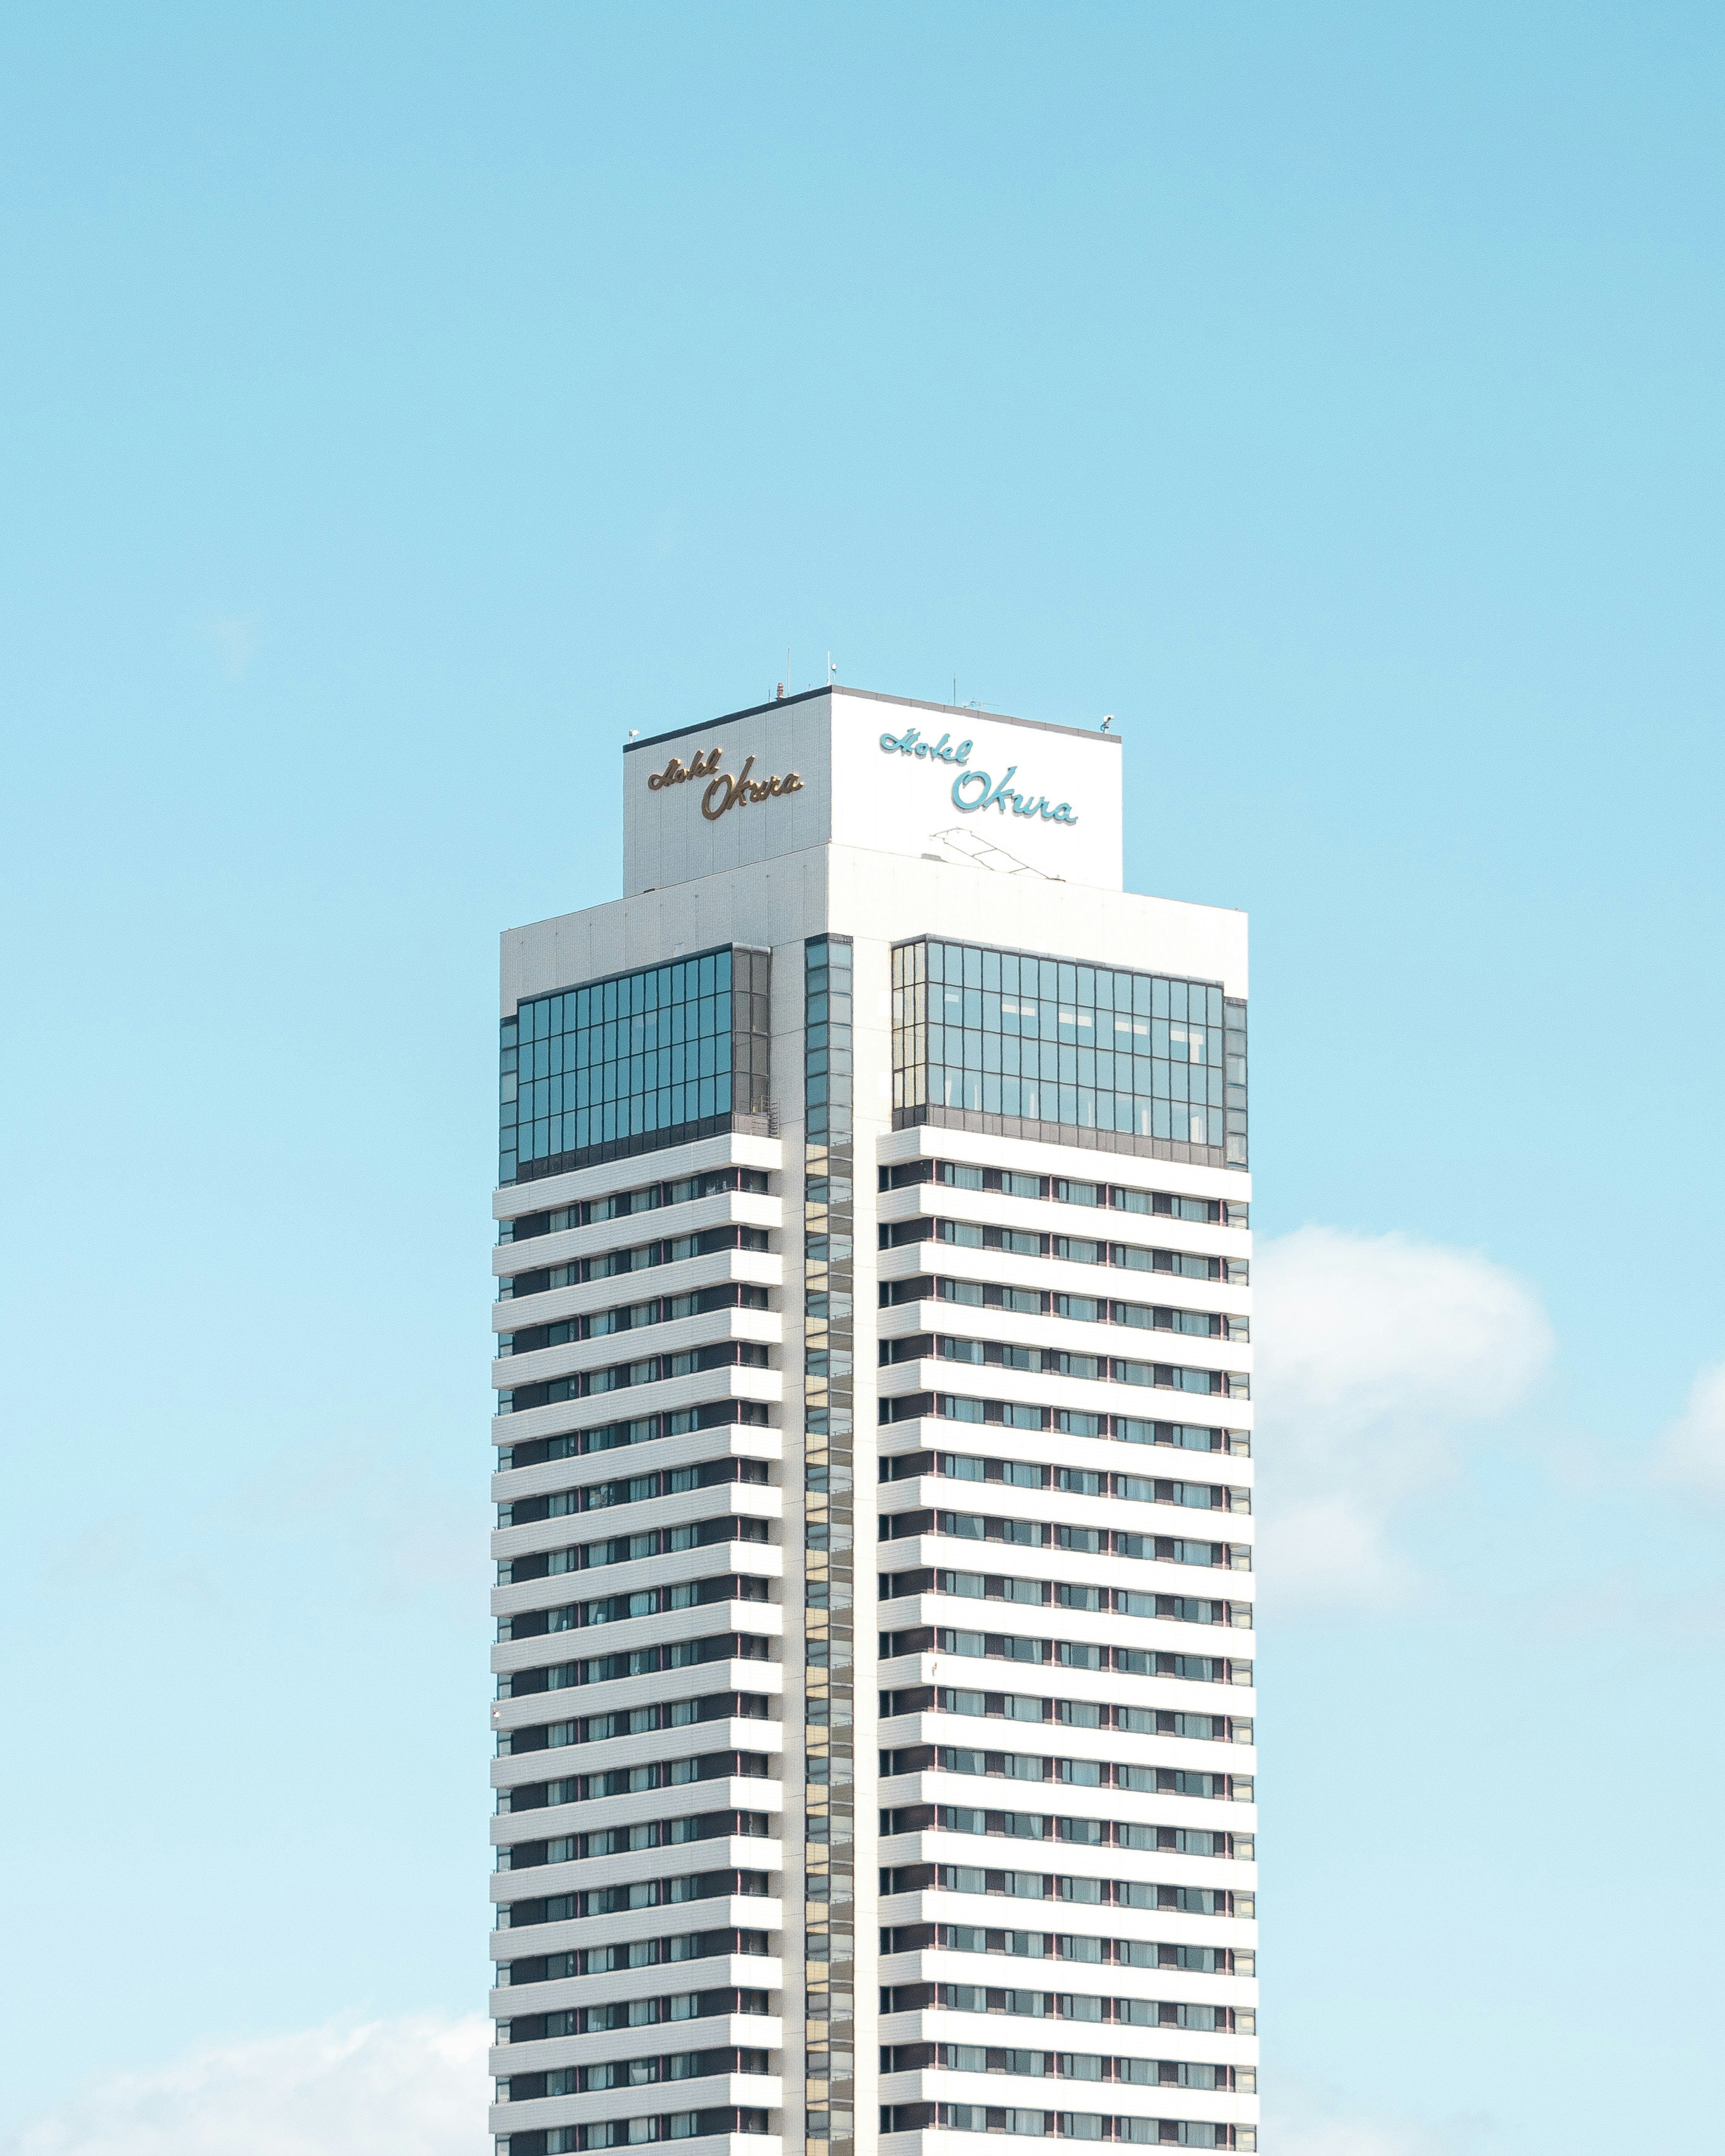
[1,6,1722,2152]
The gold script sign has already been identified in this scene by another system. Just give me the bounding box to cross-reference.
[647,746,805,822]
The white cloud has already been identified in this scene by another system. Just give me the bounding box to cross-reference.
[1254,1227,1553,1611]
[1277,2114,1436,2156]
[2,2015,488,2156]
[1654,1358,1725,1500]
[1270,2076,1483,2156]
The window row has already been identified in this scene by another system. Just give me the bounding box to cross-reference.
[885,1414,1244,1461]
[886,1867,1250,1920]
[496,1511,768,1596]
[500,1167,770,1250]
[880,1750,1253,1804]
[493,1631,769,1709]
[881,1454,1248,1514]
[895,941,1233,1037]
[499,1986,772,2046]
[501,1224,770,1305]
[498,1400,769,1475]
[885,2046,1251,2092]
[498,1281,768,1353]
[500,2104,771,2156]
[882,1625,1250,1688]
[879,1521,1252,1573]
[885,1375,1250,1426]
[918,1051,1230,1119]
[500,1455,768,1530]
[508,948,743,1043]
[882,2103,1252,2149]
[497,1749,772,1816]
[495,1867,770,1933]
[900,1078,1240,1156]
[505,1001,743,1096]
[496,1573,770,1679]
[881,1805,1250,1862]
[497,1340,768,1416]
[884,1388,1250,1445]
[500,1807,773,1872]
[880,1162,1247,1231]
[883,1218,1247,1284]
[510,1079,772,1181]
[510,1024,741,1104]
[880,1928,1253,1978]
[886,1326,1247,1390]
[882,1689,1251,1747]
[880,1984,1252,2035]
[496,1692,768,1755]
[501,2046,770,2103]
[502,1664,763,1733]
[499,1931,773,1988]
[885,1278,1247,1337]
[879,1572,1252,1624]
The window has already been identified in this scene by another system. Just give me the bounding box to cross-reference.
[500,945,772,1186]
[891,941,1247,1168]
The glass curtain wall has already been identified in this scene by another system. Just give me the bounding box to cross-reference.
[801,935,854,2156]
[891,938,1247,1171]
[500,945,772,1184]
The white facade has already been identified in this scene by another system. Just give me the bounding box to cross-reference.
[621,687,1124,897]
[491,689,1256,2156]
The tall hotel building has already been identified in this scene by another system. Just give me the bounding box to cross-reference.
[489,690,1256,2156]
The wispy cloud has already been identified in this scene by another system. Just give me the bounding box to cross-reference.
[1254,1227,1553,1611]
[1654,1357,1725,1501]
[221,1434,481,1604]
[1,2015,488,2156]
[201,613,258,680]
[1270,2074,1488,2155]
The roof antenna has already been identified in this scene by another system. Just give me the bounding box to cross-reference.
[1101,714,1114,731]
[827,654,837,685]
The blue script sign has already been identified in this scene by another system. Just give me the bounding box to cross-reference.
[878,725,1078,826]
[878,725,972,766]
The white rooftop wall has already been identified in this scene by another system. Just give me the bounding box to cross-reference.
[622,687,1124,897]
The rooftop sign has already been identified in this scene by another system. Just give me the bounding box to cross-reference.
[877,724,1078,826]
[646,745,805,820]
[622,687,1121,895]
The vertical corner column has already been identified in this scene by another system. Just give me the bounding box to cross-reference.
[801,933,855,2156]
